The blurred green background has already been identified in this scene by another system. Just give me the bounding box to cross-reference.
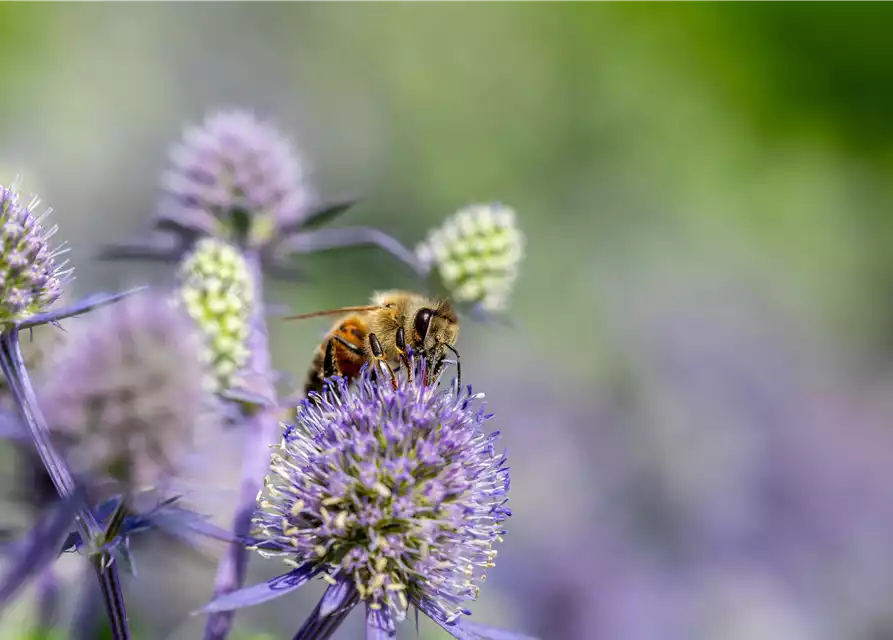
[5,3,893,639]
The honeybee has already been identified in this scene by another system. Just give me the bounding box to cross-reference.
[284,290,461,395]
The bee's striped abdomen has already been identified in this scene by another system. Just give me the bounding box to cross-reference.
[303,314,369,396]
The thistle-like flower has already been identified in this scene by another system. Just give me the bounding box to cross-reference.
[159,110,313,249]
[0,181,70,325]
[176,237,253,392]
[202,361,518,639]
[39,292,214,491]
[417,203,524,314]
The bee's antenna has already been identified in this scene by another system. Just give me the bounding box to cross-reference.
[446,343,461,390]
[282,305,380,321]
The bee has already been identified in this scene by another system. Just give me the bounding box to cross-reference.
[284,290,461,395]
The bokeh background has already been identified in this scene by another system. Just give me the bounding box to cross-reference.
[5,3,893,639]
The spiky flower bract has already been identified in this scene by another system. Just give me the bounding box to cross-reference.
[39,292,214,491]
[0,306,68,408]
[177,237,253,392]
[0,181,70,325]
[159,110,313,249]
[248,360,511,636]
[417,203,525,314]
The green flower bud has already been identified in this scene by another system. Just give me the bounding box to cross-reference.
[416,203,525,313]
[176,238,254,393]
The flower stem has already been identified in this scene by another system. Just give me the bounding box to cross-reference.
[0,327,131,639]
[71,562,101,640]
[0,328,99,535]
[291,594,358,640]
[203,252,279,640]
[94,554,131,640]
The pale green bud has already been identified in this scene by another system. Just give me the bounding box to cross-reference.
[417,203,525,313]
[176,238,254,392]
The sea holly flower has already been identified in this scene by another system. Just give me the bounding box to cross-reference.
[38,291,216,491]
[417,203,525,315]
[199,359,525,640]
[97,109,424,280]
[176,237,254,393]
[0,180,71,326]
[158,110,314,250]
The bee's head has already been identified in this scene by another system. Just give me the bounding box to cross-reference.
[412,301,459,355]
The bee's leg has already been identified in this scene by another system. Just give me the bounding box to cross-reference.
[429,345,461,389]
[322,337,341,380]
[394,327,412,383]
[368,333,398,390]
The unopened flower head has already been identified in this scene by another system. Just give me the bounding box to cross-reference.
[176,238,253,392]
[40,292,214,490]
[159,110,313,248]
[416,203,524,313]
[252,360,511,629]
[0,181,70,325]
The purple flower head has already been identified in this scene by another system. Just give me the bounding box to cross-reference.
[241,358,513,637]
[0,181,71,325]
[159,110,314,249]
[38,291,216,492]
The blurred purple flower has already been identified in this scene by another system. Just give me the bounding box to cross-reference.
[159,110,313,250]
[38,291,216,492]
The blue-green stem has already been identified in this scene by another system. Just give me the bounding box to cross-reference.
[95,552,130,640]
[291,593,358,640]
[203,252,279,640]
[0,326,131,640]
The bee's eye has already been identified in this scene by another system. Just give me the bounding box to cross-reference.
[414,308,434,340]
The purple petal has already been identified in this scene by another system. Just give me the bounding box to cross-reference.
[95,238,184,264]
[150,506,256,545]
[365,603,396,640]
[319,578,353,618]
[417,598,538,640]
[196,566,317,614]
[0,498,78,612]
[277,196,359,236]
[219,387,276,408]
[18,287,148,330]
[278,226,424,277]
[455,620,541,640]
